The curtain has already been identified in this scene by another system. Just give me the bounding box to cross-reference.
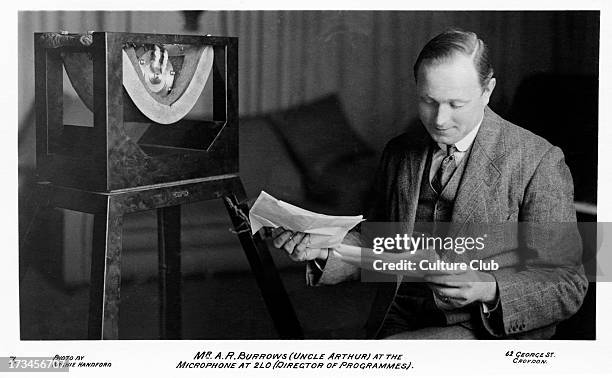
[18,10,599,167]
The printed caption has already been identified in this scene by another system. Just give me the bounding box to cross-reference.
[176,351,414,371]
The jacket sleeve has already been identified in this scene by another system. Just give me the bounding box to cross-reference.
[306,140,398,286]
[306,244,361,286]
[484,146,588,336]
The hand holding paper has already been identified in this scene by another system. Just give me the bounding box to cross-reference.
[249,191,364,249]
[249,191,438,276]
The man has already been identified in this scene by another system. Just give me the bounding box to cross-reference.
[272,29,587,339]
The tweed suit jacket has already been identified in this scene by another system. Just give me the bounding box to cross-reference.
[307,106,588,339]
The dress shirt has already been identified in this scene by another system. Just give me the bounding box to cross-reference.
[429,116,483,183]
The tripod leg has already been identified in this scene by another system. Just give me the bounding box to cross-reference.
[88,198,123,340]
[223,181,303,339]
[157,205,182,340]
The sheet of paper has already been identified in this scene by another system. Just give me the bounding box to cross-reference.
[249,191,364,248]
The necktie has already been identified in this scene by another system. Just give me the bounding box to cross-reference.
[432,144,458,193]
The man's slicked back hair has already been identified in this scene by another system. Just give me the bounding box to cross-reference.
[413,29,494,88]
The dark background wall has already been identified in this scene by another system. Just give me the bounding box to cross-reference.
[19,11,599,183]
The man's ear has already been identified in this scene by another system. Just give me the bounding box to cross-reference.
[482,77,496,105]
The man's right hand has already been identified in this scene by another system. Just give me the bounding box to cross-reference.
[270,227,329,262]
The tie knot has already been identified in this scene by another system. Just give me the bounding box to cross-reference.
[446,144,457,157]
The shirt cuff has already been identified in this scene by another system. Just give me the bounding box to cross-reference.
[312,258,326,272]
[481,296,500,318]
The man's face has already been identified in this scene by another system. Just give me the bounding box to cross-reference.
[416,53,495,145]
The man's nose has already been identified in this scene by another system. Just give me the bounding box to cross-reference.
[434,104,451,126]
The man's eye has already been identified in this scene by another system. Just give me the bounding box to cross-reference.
[421,98,434,104]
[450,103,465,109]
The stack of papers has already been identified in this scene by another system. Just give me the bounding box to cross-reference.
[249,191,364,249]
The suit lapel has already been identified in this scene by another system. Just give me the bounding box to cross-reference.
[452,107,504,226]
[367,129,430,338]
[399,130,430,230]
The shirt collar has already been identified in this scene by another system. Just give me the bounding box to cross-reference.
[437,115,484,153]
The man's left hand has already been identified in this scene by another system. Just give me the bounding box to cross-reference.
[424,269,498,310]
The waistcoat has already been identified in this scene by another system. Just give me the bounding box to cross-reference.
[392,145,471,326]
